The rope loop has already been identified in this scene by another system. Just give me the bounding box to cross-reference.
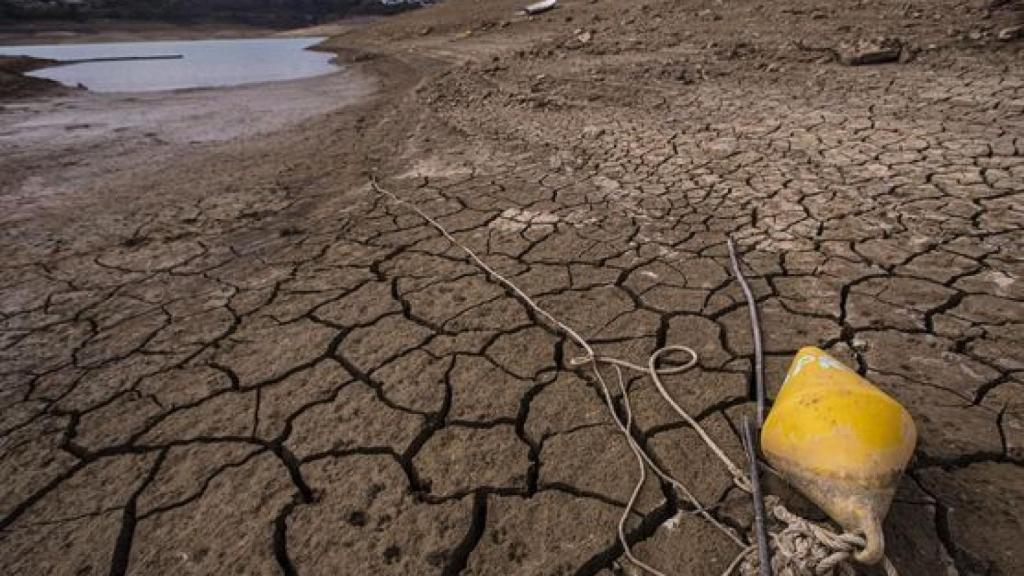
[732,498,898,576]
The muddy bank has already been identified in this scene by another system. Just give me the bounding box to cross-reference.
[0,54,61,98]
[0,59,375,239]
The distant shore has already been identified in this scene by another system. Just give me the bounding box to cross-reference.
[0,17,377,46]
[0,19,280,45]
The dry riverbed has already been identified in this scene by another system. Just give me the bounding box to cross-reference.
[1,1,1023,575]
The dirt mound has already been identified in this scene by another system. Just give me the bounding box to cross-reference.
[0,55,61,99]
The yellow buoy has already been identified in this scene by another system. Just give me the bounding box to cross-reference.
[761,346,917,565]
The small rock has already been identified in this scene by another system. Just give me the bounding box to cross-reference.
[837,37,903,65]
[996,26,1022,41]
[949,96,977,107]
[851,337,869,352]
[419,26,433,36]
[698,9,722,21]
[580,125,605,139]
[576,30,593,44]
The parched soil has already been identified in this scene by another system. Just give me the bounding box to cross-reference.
[1,1,1023,575]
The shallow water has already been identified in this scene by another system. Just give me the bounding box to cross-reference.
[0,37,339,93]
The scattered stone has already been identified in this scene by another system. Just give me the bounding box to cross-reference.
[672,66,691,81]
[837,37,903,65]
[419,26,433,36]
[523,0,558,16]
[851,337,869,352]
[996,26,1022,41]
[950,95,978,107]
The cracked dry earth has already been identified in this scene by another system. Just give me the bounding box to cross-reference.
[2,1,1024,575]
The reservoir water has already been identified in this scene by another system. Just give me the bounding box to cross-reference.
[0,37,339,93]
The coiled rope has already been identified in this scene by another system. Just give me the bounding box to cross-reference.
[732,497,898,576]
[369,177,897,576]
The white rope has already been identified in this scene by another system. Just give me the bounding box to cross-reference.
[369,177,895,576]
[733,498,899,576]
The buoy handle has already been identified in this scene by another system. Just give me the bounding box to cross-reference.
[855,517,885,565]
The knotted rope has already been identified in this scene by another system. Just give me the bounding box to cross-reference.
[369,177,896,576]
[729,497,898,576]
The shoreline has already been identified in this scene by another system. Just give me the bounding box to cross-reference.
[0,17,379,46]
[0,60,382,229]
[0,19,282,46]
[0,36,433,247]
[0,19,373,100]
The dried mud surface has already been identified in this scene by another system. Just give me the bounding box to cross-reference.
[1,1,1023,575]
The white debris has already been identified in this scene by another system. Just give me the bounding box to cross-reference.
[523,0,557,16]
[663,510,686,531]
